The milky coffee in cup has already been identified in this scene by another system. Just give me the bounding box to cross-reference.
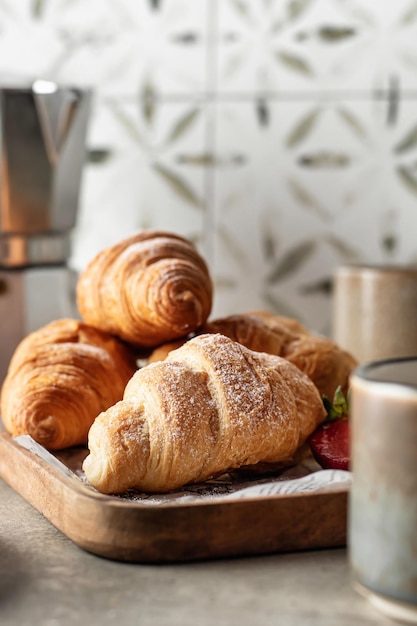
[349,357,417,623]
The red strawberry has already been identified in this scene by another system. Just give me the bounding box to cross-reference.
[309,386,350,471]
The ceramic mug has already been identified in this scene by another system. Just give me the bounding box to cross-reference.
[349,357,417,624]
[332,265,417,364]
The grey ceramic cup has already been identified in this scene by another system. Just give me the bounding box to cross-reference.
[332,265,417,364]
[349,357,417,623]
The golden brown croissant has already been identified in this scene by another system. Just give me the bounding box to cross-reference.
[147,311,357,399]
[1,319,137,450]
[76,230,213,348]
[83,333,325,494]
[146,314,298,364]
[247,311,357,398]
[246,310,309,336]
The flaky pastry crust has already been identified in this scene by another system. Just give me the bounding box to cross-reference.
[1,319,137,450]
[83,333,325,494]
[76,230,213,348]
[148,311,357,399]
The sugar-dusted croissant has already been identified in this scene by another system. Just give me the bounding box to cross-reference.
[83,333,326,494]
[1,319,138,450]
[76,230,213,348]
[148,312,357,399]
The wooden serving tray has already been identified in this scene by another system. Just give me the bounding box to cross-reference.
[0,431,349,563]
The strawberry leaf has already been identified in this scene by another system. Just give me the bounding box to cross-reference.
[322,385,349,421]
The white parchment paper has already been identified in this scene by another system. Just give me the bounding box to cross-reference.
[15,434,351,505]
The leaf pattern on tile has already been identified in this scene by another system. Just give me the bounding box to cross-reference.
[148,0,162,10]
[176,153,216,166]
[316,26,356,42]
[267,240,316,284]
[379,209,398,255]
[287,178,330,220]
[286,0,314,21]
[230,0,251,18]
[256,98,270,126]
[260,225,279,263]
[285,107,321,148]
[32,0,45,18]
[218,226,247,266]
[171,32,200,44]
[396,166,417,197]
[394,123,417,154]
[295,24,358,45]
[87,149,113,164]
[219,0,330,91]
[336,106,368,142]
[108,103,145,146]
[178,153,245,170]
[152,164,203,209]
[298,151,350,168]
[261,291,302,320]
[381,233,397,254]
[165,108,201,144]
[299,277,333,296]
[399,1,417,26]
[276,51,314,77]
[102,99,206,210]
[142,81,157,125]
[324,235,360,261]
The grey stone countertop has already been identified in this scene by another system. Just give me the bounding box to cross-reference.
[0,477,394,626]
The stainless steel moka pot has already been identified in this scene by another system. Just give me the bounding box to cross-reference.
[0,80,91,382]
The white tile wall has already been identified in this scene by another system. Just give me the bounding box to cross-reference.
[2,0,417,335]
[73,99,210,268]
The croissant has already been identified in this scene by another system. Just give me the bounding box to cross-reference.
[1,319,137,450]
[247,311,357,399]
[147,312,357,399]
[246,310,310,336]
[76,230,213,348]
[83,333,326,494]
